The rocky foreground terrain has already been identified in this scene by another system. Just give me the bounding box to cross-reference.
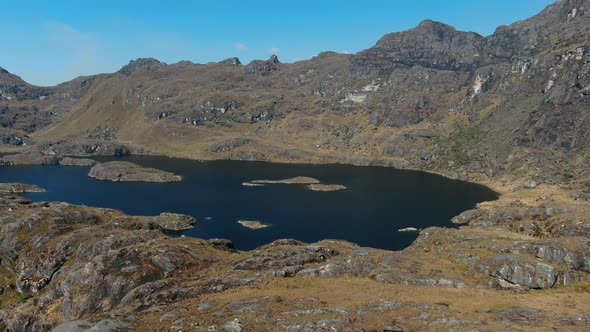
[0,181,589,331]
[1,0,590,331]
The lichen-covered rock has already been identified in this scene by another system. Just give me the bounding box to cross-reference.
[233,240,338,275]
[146,213,196,232]
[480,255,559,289]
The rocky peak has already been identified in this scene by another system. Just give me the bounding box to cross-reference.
[245,55,281,75]
[119,58,165,75]
[220,57,242,65]
[0,67,24,83]
[351,20,486,75]
[414,19,462,38]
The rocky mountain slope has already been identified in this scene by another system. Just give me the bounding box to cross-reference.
[0,0,588,188]
[0,0,590,191]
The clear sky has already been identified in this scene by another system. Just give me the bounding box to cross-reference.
[2,0,555,86]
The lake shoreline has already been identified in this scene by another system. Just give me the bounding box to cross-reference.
[1,155,499,251]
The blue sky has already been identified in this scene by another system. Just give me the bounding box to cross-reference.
[2,0,554,86]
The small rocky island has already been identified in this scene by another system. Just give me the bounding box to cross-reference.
[241,182,265,187]
[250,176,320,184]
[88,161,182,182]
[246,176,347,192]
[237,220,270,229]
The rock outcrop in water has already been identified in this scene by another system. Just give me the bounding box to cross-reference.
[250,177,320,184]
[306,184,347,191]
[237,220,270,229]
[88,161,181,182]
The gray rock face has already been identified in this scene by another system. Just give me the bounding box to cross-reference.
[88,161,181,182]
[496,307,554,324]
[220,57,241,65]
[481,255,559,289]
[246,55,281,75]
[511,240,590,272]
[233,240,338,276]
[1,133,26,145]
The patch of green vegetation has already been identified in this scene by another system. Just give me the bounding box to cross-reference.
[443,123,482,166]
[531,221,549,238]
[0,290,33,310]
[561,173,574,184]
[331,124,356,143]
[507,158,524,172]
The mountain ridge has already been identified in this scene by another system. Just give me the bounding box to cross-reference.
[0,0,588,187]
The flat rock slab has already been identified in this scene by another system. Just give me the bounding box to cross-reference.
[306,184,347,191]
[0,182,45,193]
[238,220,270,229]
[88,161,181,182]
[242,182,265,187]
[251,176,320,184]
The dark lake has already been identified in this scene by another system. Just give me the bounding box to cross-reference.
[0,156,498,251]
